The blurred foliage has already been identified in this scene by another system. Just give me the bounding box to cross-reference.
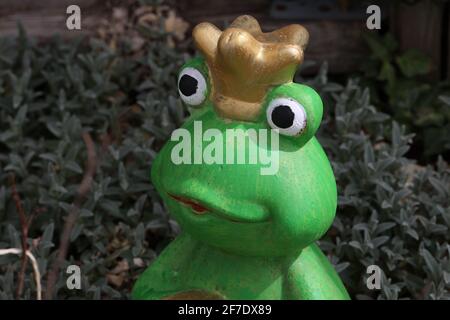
[0,13,188,298]
[360,32,450,160]
[0,4,449,300]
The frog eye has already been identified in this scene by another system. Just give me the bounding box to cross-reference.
[266,97,307,136]
[178,67,207,106]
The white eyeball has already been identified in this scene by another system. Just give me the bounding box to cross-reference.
[266,97,307,136]
[177,67,207,106]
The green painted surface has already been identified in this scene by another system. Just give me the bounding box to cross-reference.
[132,57,350,300]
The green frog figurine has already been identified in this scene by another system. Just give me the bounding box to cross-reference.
[133,15,350,300]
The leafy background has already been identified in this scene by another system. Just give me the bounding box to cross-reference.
[0,1,449,299]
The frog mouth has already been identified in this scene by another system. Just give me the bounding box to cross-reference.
[169,194,209,215]
[168,193,269,223]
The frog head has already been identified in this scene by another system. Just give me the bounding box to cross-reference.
[151,16,337,257]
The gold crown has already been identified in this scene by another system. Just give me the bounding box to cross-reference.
[193,15,309,121]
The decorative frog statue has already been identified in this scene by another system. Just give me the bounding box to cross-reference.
[132,15,350,300]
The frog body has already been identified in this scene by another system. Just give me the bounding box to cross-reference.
[132,15,350,300]
[133,234,349,299]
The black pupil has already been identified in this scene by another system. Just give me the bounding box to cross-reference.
[271,105,295,129]
[179,74,198,96]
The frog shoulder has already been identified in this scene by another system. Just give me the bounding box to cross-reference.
[283,243,350,300]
